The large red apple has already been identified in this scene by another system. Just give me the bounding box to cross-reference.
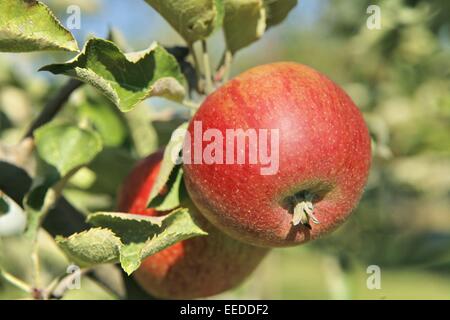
[117,150,268,299]
[183,62,371,247]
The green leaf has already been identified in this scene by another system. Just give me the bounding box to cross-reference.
[85,147,136,195]
[0,192,27,236]
[87,212,162,243]
[23,184,50,239]
[153,117,188,147]
[264,0,297,28]
[0,0,78,52]
[147,122,188,206]
[148,166,183,211]
[78,99,127,147]
[39,38,186,112]
[144,0,219,43]
[119,243,145,275]
[124,107,159,157]
[88,209,207,274]
[54,209,208,274]
[34,122,103,176]
[139,208,206,259]
[223,0,267,54]
[23,164,59,240]
[56,228,122,267]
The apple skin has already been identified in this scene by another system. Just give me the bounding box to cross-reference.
[183,62,372,248]
[117,150,268,299]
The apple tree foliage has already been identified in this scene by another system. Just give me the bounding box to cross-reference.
[1,0,449,299]
[0,0,298,299]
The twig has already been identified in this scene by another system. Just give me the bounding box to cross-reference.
[188,42,203,93]
[182,100,200,110]
[1,153,132,299]
[0,267,32,293]
[24,79,83,139]
[201,40,214,94]
[214,50,233,84]
[30,244,41,290]
[29,168,79,294]
[223,50,233,83]
[46,268,90,299]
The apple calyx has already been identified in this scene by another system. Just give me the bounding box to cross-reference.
[292,192,319,227]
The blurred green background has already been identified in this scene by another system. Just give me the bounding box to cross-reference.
[0,0,449,299]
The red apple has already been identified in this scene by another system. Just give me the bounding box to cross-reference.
[117,150,268,299]
[183,62,372,247]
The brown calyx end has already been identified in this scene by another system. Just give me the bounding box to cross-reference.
[284,191,320,228]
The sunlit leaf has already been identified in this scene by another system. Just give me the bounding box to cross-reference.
[124,107,159,157]
[78,99,127,147]
[148,166,183,211]
[223,0,267,53]
[0,0,78,52]
[57,228,122,267]
[144,0,220,43]
[264,0,297,28]
[57,208,207,274]
[146,122,188,206]
[40,38,186,112]
[34,122,103,177]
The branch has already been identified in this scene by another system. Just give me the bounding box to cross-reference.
[24,79,83,139]
[215,50,233,84]
[0,267,32,293]
[201,40,213,94]
[45,268,90,299]
[0,160,153,299]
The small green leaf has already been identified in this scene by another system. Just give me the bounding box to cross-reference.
[0,0,78,52]
[87,212,163,244]
[56,209,207,274]
[119,208,207,274]
[39,38,187,112]
[56,228,122,267]
[78,99,127,147]
[264,0,298,28]
[139,208,207,259]
[147,122,188,206]
[125,107,159,157]
[23,184,50,239]
[223,0,267,53]
[23,164,59,240]
[0,192,27,236]
[144,0,218,43]
[87,208,207,274]
[34,122,103,176]
[148,166,183,211]
[86,148,136,195]
[119,243,145,275]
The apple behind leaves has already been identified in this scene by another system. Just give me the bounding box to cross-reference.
[183,62,372,247]
[118,151,268,299]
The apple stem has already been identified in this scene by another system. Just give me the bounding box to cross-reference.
[292,192,319,226]
[201,40,214,94]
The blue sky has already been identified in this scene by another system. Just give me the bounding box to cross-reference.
[4,1,326,83]
[66,0,325,50]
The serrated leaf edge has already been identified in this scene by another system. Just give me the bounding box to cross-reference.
[39,38,186,111]
[0,0,79,52]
